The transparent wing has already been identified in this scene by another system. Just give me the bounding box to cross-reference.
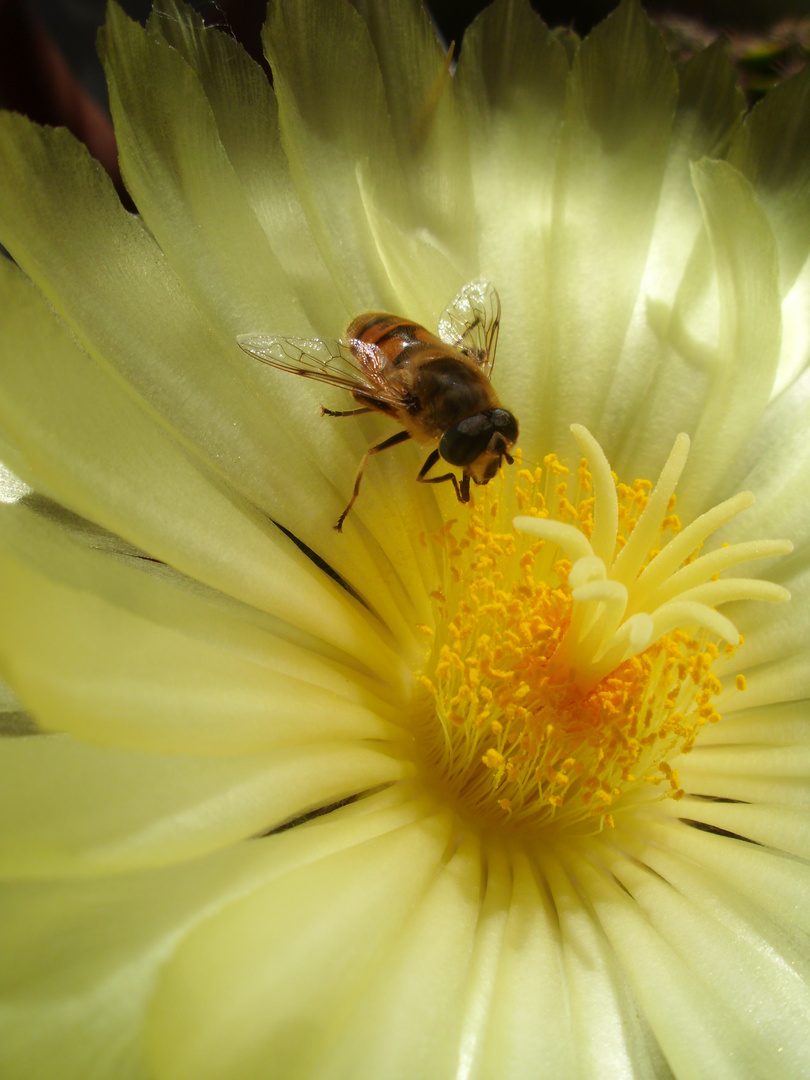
[437,279,501,377]
[236,334,408,407]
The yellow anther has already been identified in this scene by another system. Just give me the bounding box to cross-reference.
[414,429,789,835]
[482,748,505,769]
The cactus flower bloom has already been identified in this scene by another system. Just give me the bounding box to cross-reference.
[0,1,808,1078]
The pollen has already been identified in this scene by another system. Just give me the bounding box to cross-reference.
[414,426,792,834]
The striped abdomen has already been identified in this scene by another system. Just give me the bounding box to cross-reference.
[347,313,448,369]
[347,311,497,438]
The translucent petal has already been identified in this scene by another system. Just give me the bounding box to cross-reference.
[147,0,346,334]
[538,846,668,1078]
[721,556,809,684]
[590,837,810,1078]
[561,843,790,1079]
[677,770,810,808]
[477,847,574,1079]
[145,812,452,1080]
[259,0,463,603]
[776,259,810,395]
[677,159,782,515]
[305,833,482,1080]
[728,654,810,711]
[263,0,431,314]
[621,160,782,517]
[604,42,745,478]
[0,500,405,753]
[100,2,308,336]
[728,65,810,296]
[624,813,810,934]
[0,113,432,640]
[0,735,408,877]
[680,745,810,813]
[455,0,569,435]
[695,699,810,747]
[0,111,334,527]
[348,0,477,279]
[0,795,429,1080]
[451,841,510,1080]
[0,256,399,674]
[668,796,810,858]
[526,0,679,462]
[109,2,458,606]
[713,366,810,552]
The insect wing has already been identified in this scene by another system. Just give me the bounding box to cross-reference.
[437,279,501,377]
[237,333,405,406]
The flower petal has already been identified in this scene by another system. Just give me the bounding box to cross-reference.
[476,847,574,1079]
[728,66,810,297]
[0,498,405,753]
[349,0,478,286]
[619,159,782,515]
[627,813,810,934]
[455,0,569,434]
[299,832,482,1080]
[520,0,679,461]
[714,367,810,551]
[263,0,434,314]
[587,834,810,1077]
[104,1,464,616]
[147,0,344,332]
[557,844,779,1078]
[0,111,432,640]
[0,735,408,877]
[677,159,782,515]
[678,743,810,809]
[100,4,312,336]
[604,42,745,473]
[0,792,429,1080]
[668,796,810,858]
[696,698,809,748]
[145,811,452,1080]
[0,253,407,673]
[538,847,669,1077]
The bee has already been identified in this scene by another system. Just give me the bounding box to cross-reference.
[237,280,518,531]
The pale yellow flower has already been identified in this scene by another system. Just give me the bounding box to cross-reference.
[0,1,808,1078]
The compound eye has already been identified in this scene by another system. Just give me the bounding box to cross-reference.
[439,414,493,466]
[489,408,519,444]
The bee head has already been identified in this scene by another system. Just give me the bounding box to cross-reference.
[439,409,519,484]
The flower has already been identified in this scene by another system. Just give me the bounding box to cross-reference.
[1,0,809,1077]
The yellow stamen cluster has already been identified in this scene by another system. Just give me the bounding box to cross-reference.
[415,426,791,834]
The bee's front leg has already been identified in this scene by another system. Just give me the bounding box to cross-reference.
[416,449,470,503]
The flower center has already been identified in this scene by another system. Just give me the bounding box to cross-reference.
[414,425,791,835]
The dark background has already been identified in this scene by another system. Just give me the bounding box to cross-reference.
[1,0,809,194]
[7,0,810,109]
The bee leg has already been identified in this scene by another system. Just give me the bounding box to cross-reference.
[335,429,412,532]
[416,449,470,503]
[320,406,374,417]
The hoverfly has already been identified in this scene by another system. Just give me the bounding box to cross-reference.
[237,280,518,531]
